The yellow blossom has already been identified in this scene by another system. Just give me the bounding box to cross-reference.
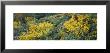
[13,21,21,29]
[63,14,90,35]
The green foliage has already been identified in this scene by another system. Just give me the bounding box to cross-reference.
[14,13,97,40]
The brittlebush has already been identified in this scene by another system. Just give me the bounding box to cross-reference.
[14,13,97,40]
[13,20,21,29]
[63,14,90,36]
[18,21,54,40]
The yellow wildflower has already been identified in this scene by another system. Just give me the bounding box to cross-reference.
[63,14,90,35]
[13,21,21,29]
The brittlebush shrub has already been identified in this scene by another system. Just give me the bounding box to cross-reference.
[63,14,90,35]
[18,21,54,40]
[14,13,97,40]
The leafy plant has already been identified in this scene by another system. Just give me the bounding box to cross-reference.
[14,13,97,40]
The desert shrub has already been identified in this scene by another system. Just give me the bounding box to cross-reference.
[14,13,97,40]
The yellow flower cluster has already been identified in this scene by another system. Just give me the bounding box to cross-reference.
[25,17,36,26]
[18,32,41,40]
[63,14,90,35]
[18,21,54,40]
[13,21,21,29]
[58,30,65,40]
[37,22,54,30]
